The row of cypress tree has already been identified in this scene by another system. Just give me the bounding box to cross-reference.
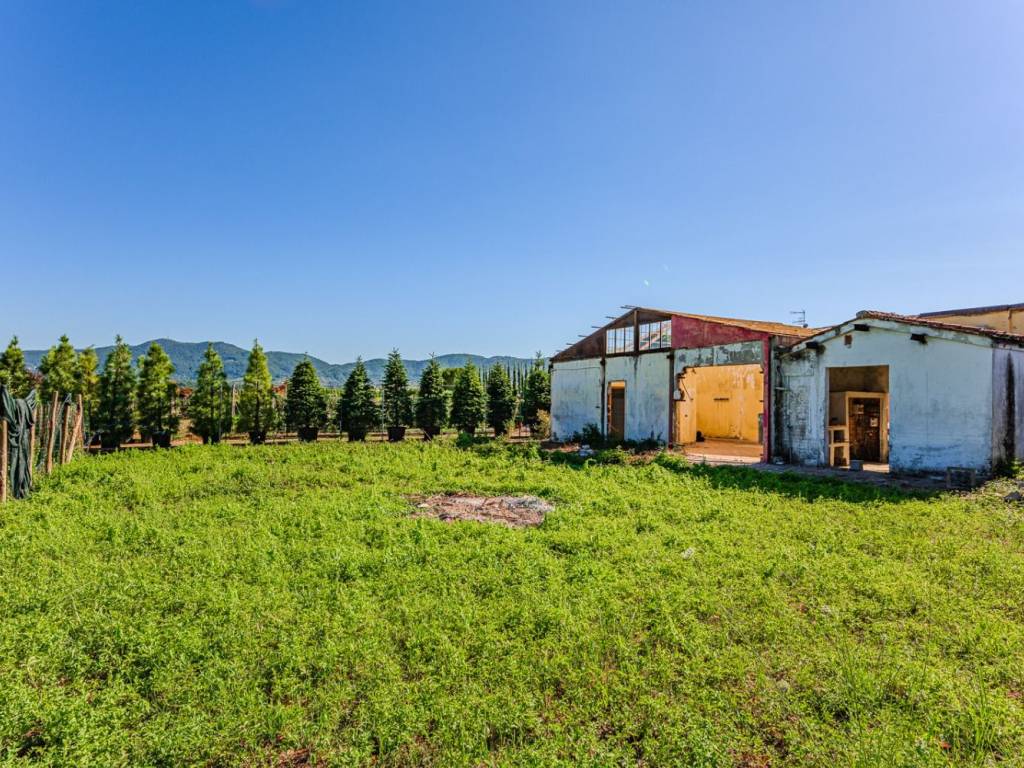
[0,335,551,445]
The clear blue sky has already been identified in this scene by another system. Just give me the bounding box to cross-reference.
[2,1,1022,362]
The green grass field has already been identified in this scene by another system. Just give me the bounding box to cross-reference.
[1,442,1022,767]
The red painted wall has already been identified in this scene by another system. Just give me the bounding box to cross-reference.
[671,316,770,348]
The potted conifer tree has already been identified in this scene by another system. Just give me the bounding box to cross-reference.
[237,340,277,444]
[285,359,327,442]
[450,361,487,436]
[96,336,137,451]
[188,344,232,444]
[339,358,380,441]
[415,356,447,439]
[136,341,179,448]
[381,349,413,442]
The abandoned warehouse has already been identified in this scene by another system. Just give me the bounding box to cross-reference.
[550,305,1024,475]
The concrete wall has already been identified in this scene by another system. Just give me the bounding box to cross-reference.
[551,360,603,440]
[779,324,996,472]
[605,354,671,442]
[925,308,1024,334]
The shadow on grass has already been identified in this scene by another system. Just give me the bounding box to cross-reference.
[542,449,939,504]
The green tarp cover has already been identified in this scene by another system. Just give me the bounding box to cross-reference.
[1,385,37,500]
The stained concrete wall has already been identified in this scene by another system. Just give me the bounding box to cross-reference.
[674,340,765,371]
[551,360,603,440]
[605,354,671,442]
[992,347,1024,467]
[779,323,996,472]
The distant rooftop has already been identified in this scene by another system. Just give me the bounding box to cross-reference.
[918,302,1024,318]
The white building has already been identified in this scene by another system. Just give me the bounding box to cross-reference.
[776,311,1024,474]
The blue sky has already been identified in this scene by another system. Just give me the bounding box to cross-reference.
[2,1,1021,362]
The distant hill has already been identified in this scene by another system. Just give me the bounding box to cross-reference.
[23,339,540,387]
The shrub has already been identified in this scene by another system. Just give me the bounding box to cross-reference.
[532,409,551,440]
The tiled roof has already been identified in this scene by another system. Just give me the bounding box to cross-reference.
[787,310,1024,348]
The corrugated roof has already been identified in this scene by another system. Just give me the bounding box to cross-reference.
[633,306,821,337]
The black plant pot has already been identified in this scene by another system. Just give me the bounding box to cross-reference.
[152,431,172,449]
[387,426,406,442]
[297,426,319,443]
[100,433,120,452]
[348,429,367,442]
[422,425,441,441]
[249,431,267,445]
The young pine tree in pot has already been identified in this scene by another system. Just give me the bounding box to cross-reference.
[414,355,447,439]
[96,335,137,450]
[450,361,487,436]
[485,363,515,437]
[285,359,327,442]
[136,342,179,447]
[237,340,277,444]
[339,359,379,441]
[381,349,413,442]
[189,344,232,444]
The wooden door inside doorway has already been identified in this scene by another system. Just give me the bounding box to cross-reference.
[849,397,881,462]
[608,382,626,441]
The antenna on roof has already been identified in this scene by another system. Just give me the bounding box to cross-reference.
[790,310,807,328]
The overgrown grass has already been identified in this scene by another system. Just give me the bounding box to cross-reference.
[0,441,1022,766]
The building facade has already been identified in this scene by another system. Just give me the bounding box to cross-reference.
[550,307,812,460]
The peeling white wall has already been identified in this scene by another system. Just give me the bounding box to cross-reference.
[779,324,996,472]
[550,360,603,440]
[605,354,671,442]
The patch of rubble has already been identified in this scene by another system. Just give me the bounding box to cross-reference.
[410,494,553,528]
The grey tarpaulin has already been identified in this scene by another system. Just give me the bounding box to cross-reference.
[1,385,37,500]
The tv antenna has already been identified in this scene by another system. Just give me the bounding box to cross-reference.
[790,310,807,328]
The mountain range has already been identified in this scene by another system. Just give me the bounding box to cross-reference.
[22,339,540,387]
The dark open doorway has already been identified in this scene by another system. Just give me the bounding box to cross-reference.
[827,366,889,471]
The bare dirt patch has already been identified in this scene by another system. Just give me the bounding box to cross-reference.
[410,494,553,528]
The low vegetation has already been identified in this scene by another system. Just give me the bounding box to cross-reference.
[1,441,1022,765]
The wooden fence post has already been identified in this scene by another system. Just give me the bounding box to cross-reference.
[1,420,8,504]
[45,393,58,475]
[66,396,83,464]
[30,402,40,482]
